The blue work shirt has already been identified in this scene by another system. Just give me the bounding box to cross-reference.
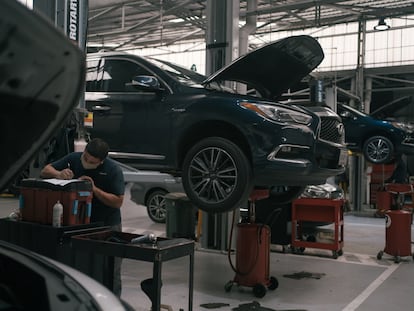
[51,152,125,226]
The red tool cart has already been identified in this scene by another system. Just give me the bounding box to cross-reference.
[291,198,344,259]
[377,183,414,263]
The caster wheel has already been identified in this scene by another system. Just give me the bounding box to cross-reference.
[253,283,266,298]
[268,276,278,290]
[377,251,383,260]
[332,251,338,259]
[224,281,233,292]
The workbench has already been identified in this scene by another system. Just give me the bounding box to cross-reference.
[291,198,344,259]
[0,218,105,266]
[71,230,194,311]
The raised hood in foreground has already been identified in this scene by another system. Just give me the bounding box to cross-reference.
[0,1,85,190]
[204,35,324,100]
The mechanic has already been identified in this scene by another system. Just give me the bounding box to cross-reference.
[40,137,125,296]
[387,154,409,184]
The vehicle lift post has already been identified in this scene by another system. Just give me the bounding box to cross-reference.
[225,189,278,298]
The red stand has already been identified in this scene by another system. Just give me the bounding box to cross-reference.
[377,183,414,263]
[291,198,344,259]
[225,189,278,298]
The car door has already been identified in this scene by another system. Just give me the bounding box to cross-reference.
[85,56,171,167]
[338,105,367,149]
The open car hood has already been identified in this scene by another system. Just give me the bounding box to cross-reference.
[0,1,85,190]
[371,96,414,123]
[203,35,324,99]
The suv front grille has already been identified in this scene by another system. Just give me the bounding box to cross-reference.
[319,117,345,145]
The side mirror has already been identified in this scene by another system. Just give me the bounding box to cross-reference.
[127,75,164,92]
[339,110,353,119]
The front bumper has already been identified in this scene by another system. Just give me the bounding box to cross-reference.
[397,136,414,155]
[253,142,347,186]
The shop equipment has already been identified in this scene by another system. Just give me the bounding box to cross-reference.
[291,198,344,259]
[72,230,194,311]
[164,192,196,239]
[0,218,106,279]
[19,178,93,225]
[377,183,414,263]
[255,201,292,253]
[225,189,278,298]
[368,163,395,214]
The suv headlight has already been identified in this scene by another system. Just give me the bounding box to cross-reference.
[242,102,312,125]
[391,121,414,133]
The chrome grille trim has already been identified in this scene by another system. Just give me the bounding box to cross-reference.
[319,117,345,145]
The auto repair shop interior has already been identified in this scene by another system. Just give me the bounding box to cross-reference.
[1,1,414,311]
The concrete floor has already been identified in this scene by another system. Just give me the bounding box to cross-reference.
[120,217,414,311]
[1,185,414,311]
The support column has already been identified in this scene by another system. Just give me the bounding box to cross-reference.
[351,20,367,212]
[205,0,239,75]
[33,0,88,51]
[201,0,240,251]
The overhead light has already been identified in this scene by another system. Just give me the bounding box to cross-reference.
[374,18,390,31]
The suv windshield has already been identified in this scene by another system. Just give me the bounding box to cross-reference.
[340,104,367,117]
[146,57,206,86]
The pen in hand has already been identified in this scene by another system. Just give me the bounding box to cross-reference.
[64,163,74,179]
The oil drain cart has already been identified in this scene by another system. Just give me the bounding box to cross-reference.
[225,189,278,298]
[377,183,414,263]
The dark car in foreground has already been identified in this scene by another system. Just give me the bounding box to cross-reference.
[337,103,414,164]
[85,35,347,213]
[0,240,132,311]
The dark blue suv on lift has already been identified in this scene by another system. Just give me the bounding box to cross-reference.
[337,103,414,164]
[85,36,347,213]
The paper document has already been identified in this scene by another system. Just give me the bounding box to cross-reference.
[42,178,82,186]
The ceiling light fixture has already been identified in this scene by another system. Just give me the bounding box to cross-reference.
[374,17,390,31]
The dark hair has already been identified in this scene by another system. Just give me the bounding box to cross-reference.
[85,138,109,160]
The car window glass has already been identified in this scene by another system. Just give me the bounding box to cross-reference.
[341,104,366,117]
[85,59,100,92]
[96,58,153,92]
[146,57,205,86]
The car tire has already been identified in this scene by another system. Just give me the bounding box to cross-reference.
[182,137,252,213]
[363,136,394,164]
[145,190,168,223]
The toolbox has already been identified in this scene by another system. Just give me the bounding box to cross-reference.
[19,178,93,225]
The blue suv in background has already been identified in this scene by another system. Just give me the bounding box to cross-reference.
[338,103,414,164]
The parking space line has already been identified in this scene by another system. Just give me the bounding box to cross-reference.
[342,263,399,311]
